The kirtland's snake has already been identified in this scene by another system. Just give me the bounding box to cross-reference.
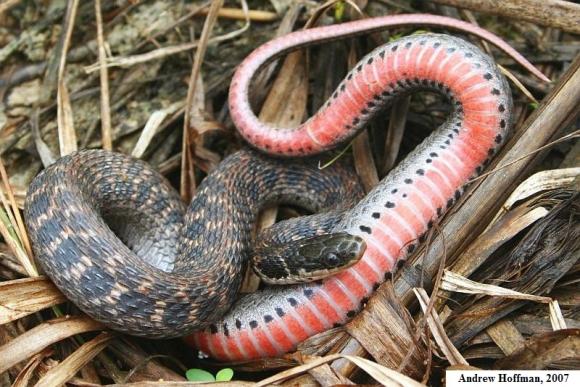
[24,14,547,361]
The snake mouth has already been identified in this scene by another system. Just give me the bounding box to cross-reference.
[253,232,366,285]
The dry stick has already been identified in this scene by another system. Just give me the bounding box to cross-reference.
[95,0,113,151]
[334,54,580,377]
[430,0,580,34]
[180,0,225,201]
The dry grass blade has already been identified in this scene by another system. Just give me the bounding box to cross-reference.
[256,353,425,386]
[501,168,580,214]
[353,130,379,191]
[499,64,538,104]
[440,270,552,303]
[0,277,66,324]
[381,97,410,174]
[132,103,182,158]
[414,288,468,366]
[95,0,113,150]
[548,301,567,330]
[449,205,549,284]
[35,332,113,387]
[180,0,225,200]
[259,51,308,126]
[12,348,54,387]
[345,283,427,380]
[0,315,105,374]
[0,158,37,276]
[56,0,80,156]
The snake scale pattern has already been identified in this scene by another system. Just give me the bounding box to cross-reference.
[24,14,547,361]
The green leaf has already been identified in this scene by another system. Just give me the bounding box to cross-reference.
[334,1,345,22]
[185,369,215,382]
[216,368,234,382]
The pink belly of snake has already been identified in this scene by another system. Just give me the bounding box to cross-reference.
[186,14,546,361]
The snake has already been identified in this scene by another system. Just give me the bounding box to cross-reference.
[22,14,547,361]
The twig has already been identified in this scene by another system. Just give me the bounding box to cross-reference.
[198,7,278,22]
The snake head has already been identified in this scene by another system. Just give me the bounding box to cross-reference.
[252,232,366,285]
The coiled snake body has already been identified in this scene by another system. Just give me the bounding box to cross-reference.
[24,14,547,360]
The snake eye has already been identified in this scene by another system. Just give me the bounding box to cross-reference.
[324,252,340,267]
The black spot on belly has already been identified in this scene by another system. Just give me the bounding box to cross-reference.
[367,57,373,65]
[359,225,372,234]
[264,315,273,323]
[416,169,425,176]
[405,178,413,184]
[495,134,502,143]
[235,319,242,329]
[372,212,381,219]
[304,288,314,298]
[346,310,357,318]
[249,320,258,329]
[498,104,505,112]
[209,324,218,334]
[275,307,285,317]
[385,201,395,208]
[223,323,230,337]
[484,73,493,80]
[288,297,298,306]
